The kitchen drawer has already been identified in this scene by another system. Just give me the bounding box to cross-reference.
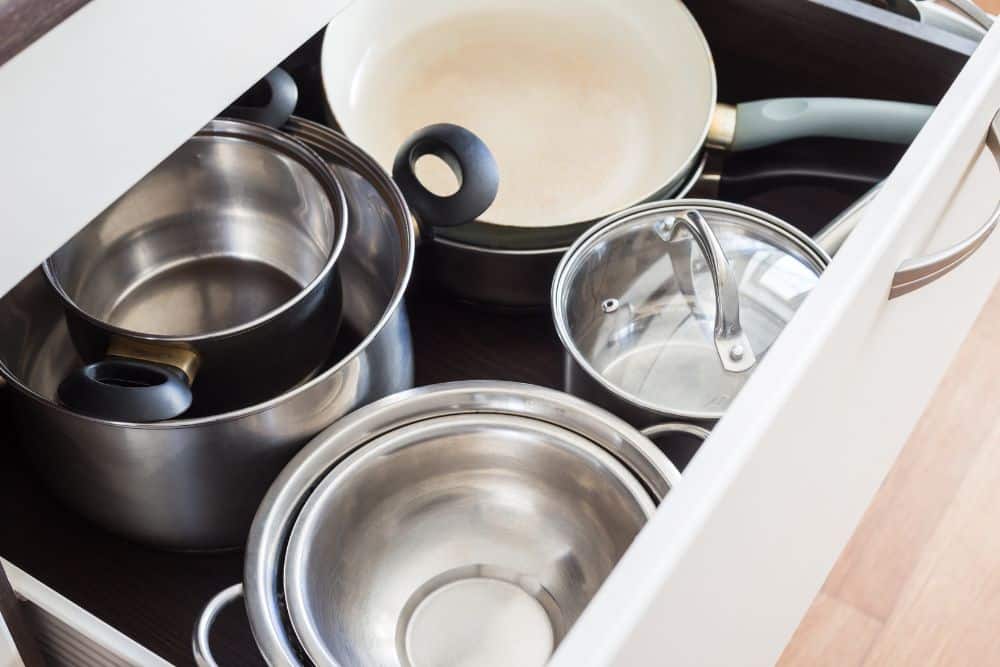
[1,559,169,666]
[0,1,996,666]
[554,21,1000,667]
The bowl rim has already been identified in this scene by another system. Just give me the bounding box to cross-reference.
[242,381,681,666]
[282,410,658,666]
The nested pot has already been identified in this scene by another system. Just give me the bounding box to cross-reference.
[44,119,349,421]
[0,118,419,549]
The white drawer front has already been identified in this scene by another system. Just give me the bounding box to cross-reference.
[553,24,1000,667]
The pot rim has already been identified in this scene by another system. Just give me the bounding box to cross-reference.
[1,117,415,429]
[42,118,350,345]
[318,0,717,246]
[551,198,831,421]
[242,380,681,667]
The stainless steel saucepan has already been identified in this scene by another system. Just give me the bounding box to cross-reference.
[553,199,833,427]
[0,119,424,549]
[319,0,934,306]
[44,119,349,422]
[192,382,681,667]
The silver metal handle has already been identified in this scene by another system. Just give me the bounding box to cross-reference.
[192,584,244,667]
[659,210,757,372]
[889,110,1000,299]
[640,422,712,442]
[938,0,995,30]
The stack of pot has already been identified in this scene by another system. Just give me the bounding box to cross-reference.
[0,85,497,549]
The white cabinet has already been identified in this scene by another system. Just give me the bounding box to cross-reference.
[1,2,998,666]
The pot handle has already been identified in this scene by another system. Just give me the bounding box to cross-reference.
[193,584,244,667]
[712,99,934,152]
[222,67,298,128]
[659,210,756,373]
[641,422,712,441]
[392,123,499,230]
[641,422,711,472]
[57,358,193,422]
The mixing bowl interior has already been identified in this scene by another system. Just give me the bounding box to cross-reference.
[45,133,339,337]
[283,413,654,667]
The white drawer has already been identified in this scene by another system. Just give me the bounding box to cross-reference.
[1,3,998,666]
[553,22,1000,667]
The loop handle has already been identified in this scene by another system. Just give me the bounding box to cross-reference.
[192,584,244,667]
[661,210,757,372]
[392,123,499,232]
[889,110,1000,299]
[223,67,298,129]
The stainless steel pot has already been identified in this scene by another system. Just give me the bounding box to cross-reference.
[0,117,418,549]
[44,119,349,422]
[192,381,681,666]
[553,199,830,427]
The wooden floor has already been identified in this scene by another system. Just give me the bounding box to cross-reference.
[779,281,1000,665]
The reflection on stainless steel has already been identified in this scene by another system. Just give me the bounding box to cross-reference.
[284,412,656,666]
[0,117,416,549]
[553,200,828,426]
[231,381,679,667]
[44,119,348,416]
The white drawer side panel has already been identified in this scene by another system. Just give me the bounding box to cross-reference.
[553,25,1000,667]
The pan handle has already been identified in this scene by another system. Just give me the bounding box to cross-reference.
[658,210,757,373]
[193,584,244,667]
[222,67,298,128]
[714,99,934,152]
[393,123,499,231]
[889,110,1000,299]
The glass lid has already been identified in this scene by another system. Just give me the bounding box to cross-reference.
[553,200,829,418]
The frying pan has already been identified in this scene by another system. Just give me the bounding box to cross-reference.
[320,0,933,251]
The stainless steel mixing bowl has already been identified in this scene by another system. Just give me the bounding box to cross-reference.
[192,381,680,666]
[44,119,348,421]
[283,412,655,667]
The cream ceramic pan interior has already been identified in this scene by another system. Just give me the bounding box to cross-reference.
[321,0,716,248]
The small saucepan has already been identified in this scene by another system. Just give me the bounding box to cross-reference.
[553,199,833,427]
[320,0,933,253]
[44,119,350,422]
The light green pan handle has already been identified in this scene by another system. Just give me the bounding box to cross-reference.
[730,98,934,151]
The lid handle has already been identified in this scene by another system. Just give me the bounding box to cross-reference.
[660,210,756,373]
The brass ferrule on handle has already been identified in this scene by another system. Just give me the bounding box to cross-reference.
[706,103,737,151]
[107,337,201,383]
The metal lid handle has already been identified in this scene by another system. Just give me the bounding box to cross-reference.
[661,210,756,372]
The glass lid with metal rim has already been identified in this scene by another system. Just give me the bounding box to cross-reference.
[553,200,829,420]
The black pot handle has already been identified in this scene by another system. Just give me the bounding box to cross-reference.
[392,123,499,229]
[714,139,905,201]
[222,67,298,129]
[57,359,193,422]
